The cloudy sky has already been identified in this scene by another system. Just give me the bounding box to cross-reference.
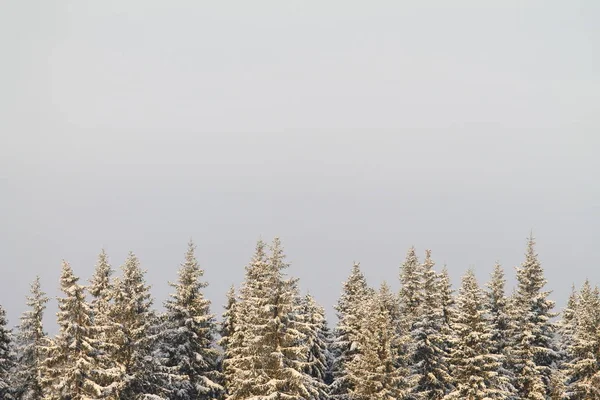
[1,1,598,331]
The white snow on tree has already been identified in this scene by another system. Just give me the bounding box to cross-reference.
[485,262,518,397]
[298,293,332,398]
[156,240,223,400]
[88,249,122,399]
[564,280,600,399]
[444,269,509,400]
[226,238,322,400]
[436,266,456,369]
[109,252,157,399]
[346,282,409,400]
[508,235,559,400]
[14,276,50,400]
[399,247,422,333]
[219,284,238,396]
[0,303,15,399]
[409,250,453,400]
[330,262,373,400]
[41,261,104,400]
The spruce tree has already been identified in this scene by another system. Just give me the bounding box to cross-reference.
[219,285,238,397]
[508,235,559,399]
[410,250,452,400]
[227,238,320,400]
[399,247,422,330]
[157,240,223,400]
[346,283,409,400]
[330,262,373,400]
[224,240,268,400]
[437,266,456,365]
[298,293,332,398]
[444,269,508,400]
[564,280,600,399]
[88,250,120,398]
[42,261,102,400]
[110,252,156,399]
[486,262,517,397]
[14,276,49,400]
[0,304,14,399]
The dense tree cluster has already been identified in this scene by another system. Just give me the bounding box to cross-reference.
[0,235,597,399]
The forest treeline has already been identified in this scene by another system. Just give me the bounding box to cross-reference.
[0,236,597,400]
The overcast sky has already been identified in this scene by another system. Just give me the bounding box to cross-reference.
[1,1,599,332]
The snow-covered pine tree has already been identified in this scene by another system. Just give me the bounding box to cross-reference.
[227,238,321,400]
[219,285,237,356]
[378,281,409,375]
[224,240,268,400]
[486,262,517,397]
[110,252,157,399]
[42,261,102,400]
[557,285,578,364]
[444,269,508,400]
[410,250,453,400]
[0,304,15,399]
[346,283,409,400]
[508,235,559,400]
[437,266,456,365]
[88,250,121,398]
[564,280,600,399]
[298,293,332,398]
[399,247,422,331]
[330,262,373,400]
[157,240,223,400]
[14,276,50,400]
[218,285,238,397]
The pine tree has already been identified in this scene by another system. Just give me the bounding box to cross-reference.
[110,252,157,399]
[557,285,578,362]
[88,250,121,398]
[330,262,373,400]
[218,285,238,397]
[486,262,517,397]
[224,240,268,400]
[14,276,49,400]
[437,267,456,365]
[219,285,237,355]
[399,247,422,330]
[508,235,559,400]
[227,238,320,400]
[0,304,15,399]
[298,293,332,398]
[346,283,409,400]
[444,269,508,400]
[157,240,223,400]
[42,261,102,400]
[410,250,453,400]
[564,280,600,399]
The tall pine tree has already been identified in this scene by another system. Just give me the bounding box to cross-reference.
[298,293,332,398]
[227,238,321,399]
[14,276,49,400]
[444,269,508,400]
[410,250,452,400]
[219,285,238,397]
[346,283,409,400]
[330,263,373,400]
[157,241,223,400]
[564,280,600,399]
[110,252,157,399]
[0,304,14,399]
[42,261,102,400]
[88,250,121,398]
[508,235,558,400]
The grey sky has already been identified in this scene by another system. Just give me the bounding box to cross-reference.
[1,1,599,332]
